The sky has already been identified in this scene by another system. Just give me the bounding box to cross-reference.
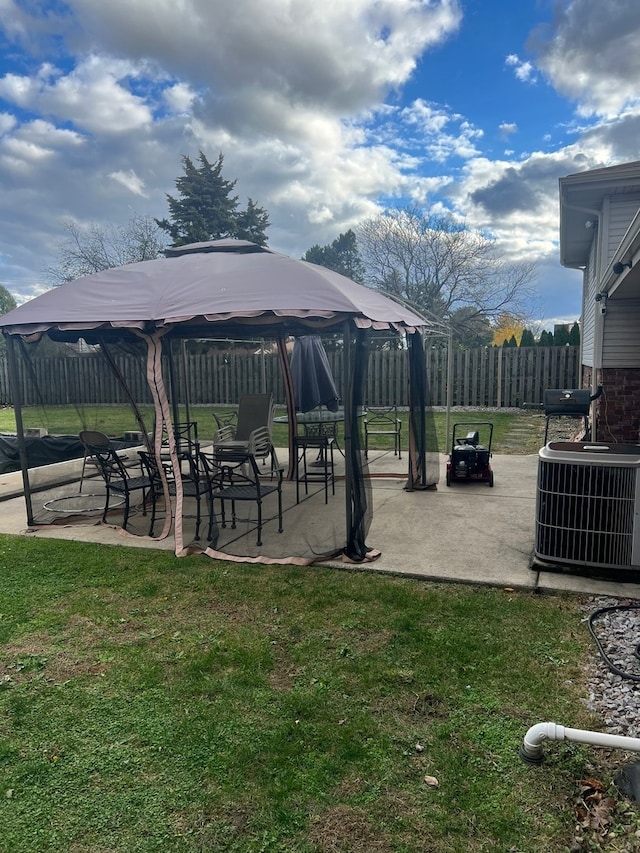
[1,0,640,328]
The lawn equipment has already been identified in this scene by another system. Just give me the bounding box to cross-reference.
[446,421,494,487]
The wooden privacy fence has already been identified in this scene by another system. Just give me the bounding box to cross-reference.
[0,346,580,409]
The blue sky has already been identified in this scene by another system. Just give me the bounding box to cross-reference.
[1,0,640,328]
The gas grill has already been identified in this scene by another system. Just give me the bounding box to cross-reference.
[542,388,597,443]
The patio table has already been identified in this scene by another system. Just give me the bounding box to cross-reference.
[273,407,365,456]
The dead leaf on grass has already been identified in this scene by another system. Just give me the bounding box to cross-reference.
[574,778,616,840]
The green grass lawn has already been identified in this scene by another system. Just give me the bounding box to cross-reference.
[0,536,623,852]
[0,405,544,455]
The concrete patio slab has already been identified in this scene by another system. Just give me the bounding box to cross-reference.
[1,448,639,600]
[358,453,540,591]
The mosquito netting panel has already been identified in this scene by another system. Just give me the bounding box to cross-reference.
[4,323,438,565]
[4,334,153,523]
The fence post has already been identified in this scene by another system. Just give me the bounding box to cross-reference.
[445,328,453,444]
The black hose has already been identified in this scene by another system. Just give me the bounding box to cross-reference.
[588,604,640,682]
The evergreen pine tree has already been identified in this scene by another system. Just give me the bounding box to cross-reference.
[303,230,365,283]
[156,152,270,247]
[519,328,535,347]
[235,198,270,246]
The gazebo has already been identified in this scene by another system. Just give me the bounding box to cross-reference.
[0,240,439,563]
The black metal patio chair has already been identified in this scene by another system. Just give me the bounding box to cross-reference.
[138,449,207,539]
[198,442,283,547]
[293,433,335,504]
[78,429,111,491]
[79,433,154,531]
[364,406,402,459]
[159,420,200,459]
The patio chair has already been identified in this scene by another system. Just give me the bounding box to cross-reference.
[78,429,111,491]
[235,393,274,441]
[138,449,207,539]
[249,425,281,477]
[79,433,154,531]
[364,406,402,459]
[214,394,276,469]
[198,442,283,547]
[213,424,237,446]
[160,420,200,458]
[215,393,274,444]
[212,409,238,432]
[294,432,335,504]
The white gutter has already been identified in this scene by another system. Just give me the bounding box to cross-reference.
[520,722,640,765]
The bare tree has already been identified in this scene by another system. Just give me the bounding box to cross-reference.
[45,215,167,285]
[357,207,537,327]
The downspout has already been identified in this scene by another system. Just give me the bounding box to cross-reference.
[520,722,640,765]
[592,288,607,440]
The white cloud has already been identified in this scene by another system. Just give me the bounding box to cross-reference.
[530,0,640,118]
[398,99,483,162]
[17,119,84,148]
[0,111,16,134]
[0,55,154,134]
[60,0,463,111]
[0,0,29,41]
[2,136,54,163]
[505,53,537,83]
[163,82,196,114]
[0,0,468,276]
[109,169,147,197]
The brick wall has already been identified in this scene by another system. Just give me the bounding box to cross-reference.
[584,365,640,443]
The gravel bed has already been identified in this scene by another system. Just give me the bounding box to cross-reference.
[581,598,640,737]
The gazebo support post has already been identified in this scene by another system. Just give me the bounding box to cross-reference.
[165,338,181,432]
[343,321,354,554]
[277,334,297,481]
[5,334,34,525]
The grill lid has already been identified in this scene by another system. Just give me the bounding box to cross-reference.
[543,388,592,416]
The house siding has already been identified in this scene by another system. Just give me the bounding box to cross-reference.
[581,238,598,366]
[602,299,640,367]
[564,165,640,443]
[607,194,640,265]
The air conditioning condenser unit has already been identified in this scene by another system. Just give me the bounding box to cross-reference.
[535,441,640,571]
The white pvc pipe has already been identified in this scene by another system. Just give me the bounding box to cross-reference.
[521,721,640,764]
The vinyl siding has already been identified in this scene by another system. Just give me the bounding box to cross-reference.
[607,194,640,265]
[602,298,640,367]
[581,238,598,366]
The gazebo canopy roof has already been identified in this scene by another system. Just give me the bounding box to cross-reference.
[0,240,427,341]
